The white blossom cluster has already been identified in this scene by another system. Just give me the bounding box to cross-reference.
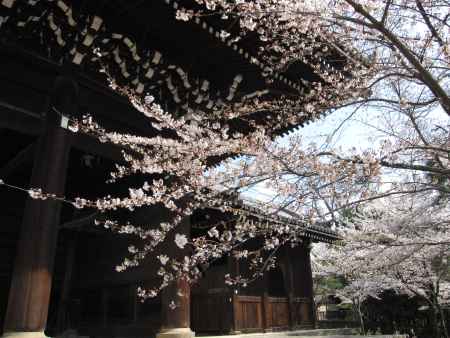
[314,193,450,318]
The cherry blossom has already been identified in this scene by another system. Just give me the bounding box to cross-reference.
[174,234,189,249]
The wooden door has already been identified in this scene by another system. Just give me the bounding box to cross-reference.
[233,295,264,332]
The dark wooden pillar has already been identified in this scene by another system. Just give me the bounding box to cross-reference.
[56,235,78,332]
[262,291,271,332]
[293,242,315,328]
[228,254,242,334]
[101,288,108,328]
[225,255,238,334]
[303,243,315,328]
[130,284,138,325]
[160,278,191,330]
[157,218,194,338]
[287,242,316,329]
[282,247,296,330]
[2,77,77,338]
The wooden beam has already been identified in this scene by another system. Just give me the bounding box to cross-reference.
[60,212,97,230]
[73,133,124,163]
[0,99,42,135]
[0,142,36,178]
[0,99,42,120]
[0,44,157,136]
[0,99,123,162]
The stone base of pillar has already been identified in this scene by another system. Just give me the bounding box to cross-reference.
[2,332,49,338]
[156,328,194,338]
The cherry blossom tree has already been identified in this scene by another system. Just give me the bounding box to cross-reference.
[1,0,450,311]
[186,0,450,116]
[169,0,450,221]
[313,192,450,337]
[0,0,371,296]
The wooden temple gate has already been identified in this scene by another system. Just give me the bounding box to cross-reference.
[190,244,317,334]
[191,286,314,333]
[0,0,341,337]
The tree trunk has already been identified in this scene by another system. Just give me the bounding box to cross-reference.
[430,305,441,338]
[354,298,365,335]
[435,301,449,338]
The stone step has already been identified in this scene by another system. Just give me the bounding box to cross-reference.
[287,328,356,336]
[202,329,407,338]
[56,329,89,338]
[290,336,407,338]
[287,329,406,337]
[55,328,408,338]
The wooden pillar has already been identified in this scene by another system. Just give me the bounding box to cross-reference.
[262,291,271,332]
[2,77,77,338]
[56,235,78,332]
[231,293,241,334]
[226,255,239,334]
[157,218,194,338]
[101,288,108,328]
[293,242,315,328]
[160,278,191,328]
[282,247,296,329]
[287,242,316,329]
[229,252,243,334]
[130,284,138,325]
[303,242,315,328]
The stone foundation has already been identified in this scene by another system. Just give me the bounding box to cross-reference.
[156,328,195,338]
[2,332,48,338]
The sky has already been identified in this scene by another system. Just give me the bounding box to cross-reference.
[291,107,374,150]
[241,107,378,202]
[242,105,449,203]
[213,110,371,202]
[281,104,449,152]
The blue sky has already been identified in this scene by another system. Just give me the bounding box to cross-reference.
[243,105,449,203]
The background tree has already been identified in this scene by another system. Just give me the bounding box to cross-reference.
[314,192,450,338]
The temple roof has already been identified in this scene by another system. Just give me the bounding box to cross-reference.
[0,0,349,137]
[191,195,340,243]
[239,199,340,243]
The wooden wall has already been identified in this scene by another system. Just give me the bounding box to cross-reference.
[230,295,312,332]
[191,291,231,333]
[265,296,290,329]
[0,213,316,337]
[233,295,264,332]
[190,243,315,334]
